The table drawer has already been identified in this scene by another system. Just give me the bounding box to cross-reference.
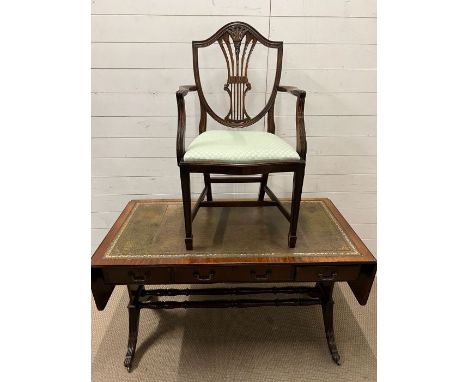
[103,267,172,284]
[295,265,361,282]
[174,265,294,283]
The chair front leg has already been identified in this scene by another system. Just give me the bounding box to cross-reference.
[180,168,193,250]
[288,166,305,248]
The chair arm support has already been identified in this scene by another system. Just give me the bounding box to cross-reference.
[277,85,307,160]
[176,85,197,163]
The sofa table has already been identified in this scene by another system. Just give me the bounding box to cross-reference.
[91,198,376,372]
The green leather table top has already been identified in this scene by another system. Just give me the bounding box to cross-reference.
[103,200,361,260]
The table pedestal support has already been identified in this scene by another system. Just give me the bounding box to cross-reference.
[318,282,341,365]
[124,285,142,371]
[123,283,341,372]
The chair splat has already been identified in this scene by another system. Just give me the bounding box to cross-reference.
[218,28,257,124]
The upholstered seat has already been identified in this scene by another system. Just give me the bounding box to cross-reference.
[184,130,300,162]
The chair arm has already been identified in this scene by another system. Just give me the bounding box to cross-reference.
[176,85,197,163]
[277,85,307,160]
[176,85,197,97]
[277,85,306,98]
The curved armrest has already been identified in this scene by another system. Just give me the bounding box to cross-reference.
[176,85,197,163]
[177,84,197,97]
[277,85,307,159]
[278,85,306,97]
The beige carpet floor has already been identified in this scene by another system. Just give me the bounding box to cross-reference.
[92,284,376,381]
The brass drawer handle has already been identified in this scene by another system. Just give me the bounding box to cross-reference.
[193,271,215,281]
[129,271,147,283]
[318,271,338,281]
[251,269,272,281]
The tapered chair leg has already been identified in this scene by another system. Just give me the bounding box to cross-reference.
[203,173,213,201]
[258,173,269,201]
[288,166,305,248]
[180,168,193,250]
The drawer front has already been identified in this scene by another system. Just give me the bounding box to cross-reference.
[295,265,361,282]
[103,267,172,284]
[174,265,294,283]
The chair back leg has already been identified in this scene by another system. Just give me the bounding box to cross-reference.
[203,173,213,201]
[288,166,305,248]
[258,173,269,201]
[180,168,193,250]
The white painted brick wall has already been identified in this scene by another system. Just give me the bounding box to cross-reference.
[91,0,377,255]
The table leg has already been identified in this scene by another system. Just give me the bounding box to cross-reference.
[318,282,341,365]
[124,285,143,372]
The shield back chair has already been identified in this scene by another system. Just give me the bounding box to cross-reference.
[176,21,307,250]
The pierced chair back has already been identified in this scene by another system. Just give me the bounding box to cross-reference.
[192,22,283,129]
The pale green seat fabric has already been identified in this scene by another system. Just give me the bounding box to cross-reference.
[184,130,300,162]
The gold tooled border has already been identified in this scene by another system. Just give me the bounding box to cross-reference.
[104,200,360,259]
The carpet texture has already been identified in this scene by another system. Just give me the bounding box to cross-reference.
[92,284,376,381]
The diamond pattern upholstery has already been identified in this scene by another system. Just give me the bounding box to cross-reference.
[183,130,300,162]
